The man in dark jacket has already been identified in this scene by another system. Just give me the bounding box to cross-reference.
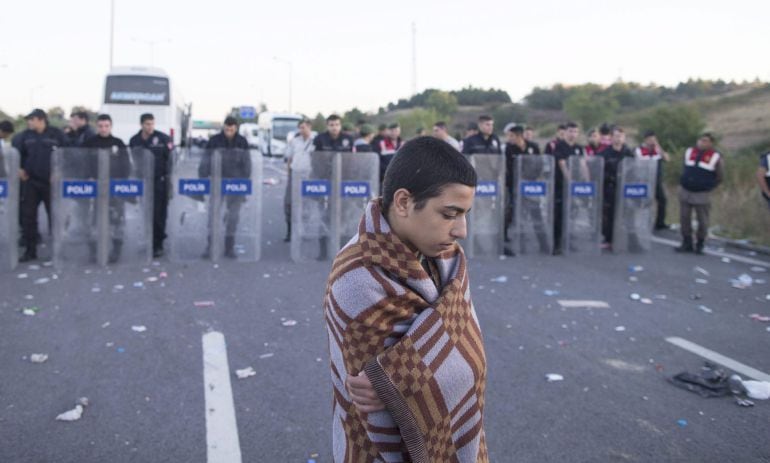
[14,109,66,262]
[200,116,252,259]
[553,122,585,254]
[462,115,501,155]
[676,133,724,254]
[597,126,634,249]
[129,113,174,258]
[63,111,95,147]
[83,114,132,263]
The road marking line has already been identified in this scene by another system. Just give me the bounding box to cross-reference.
[202,331,242,463]
[557,300,610,309]
[652,236,769,268]
[665,336,770,382]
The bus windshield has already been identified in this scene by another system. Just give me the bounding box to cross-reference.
[272,119,299,140]
[105,75,170,105]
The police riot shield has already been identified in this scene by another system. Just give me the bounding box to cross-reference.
[514,155,554,255]
[51,147,153,267]
[209,148,262,261]
[563,155,604,255]
[465,154,505,258]
[0,148,20,270]
[336,152,379,250]
[291,151,335,262]
[168,148,212,261]
[613,158,658,253]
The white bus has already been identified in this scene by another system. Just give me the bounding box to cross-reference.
[100,66,190,146]
[257,112,303,157]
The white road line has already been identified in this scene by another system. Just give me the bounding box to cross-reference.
[665,336,770,382]
[202,331,243,463]
[652,236,769,268]
[557,300,610,309]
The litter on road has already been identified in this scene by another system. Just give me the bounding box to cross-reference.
[21,307,40,316]
[259,353,274,359]
[194,301,215,307]
[30,353,48,363]
[750,266,767,273]
[235,367,257,379]
[490,276,508,283]
[545,374,564,382]
[34,277,50,285]
[55,398,89,422]
[543,290,560,296]
[615,326,627,332]
[131,325,147,333]
[731,274,754,289]
[629,293,641,301]
[282,319,298,327]
[749,314,770,322]
[697,305,713,314]
[694,266,710,276]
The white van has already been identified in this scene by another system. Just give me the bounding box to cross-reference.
[238,123,260,148]
[100,66,190,146]
[257,112,303,157]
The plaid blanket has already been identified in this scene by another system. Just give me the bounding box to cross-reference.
[324,199,488,463]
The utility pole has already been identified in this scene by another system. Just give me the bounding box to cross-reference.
[109,0,115,69]
[411,22,417,96]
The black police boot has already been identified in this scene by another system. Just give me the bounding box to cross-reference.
[317,237,328,261]
[108,240,123,264]
[284,222,291,243]
[19,247,37,263]
[153,246,164,259]
[675,236,694,253]
[201,237,212,259]
[224,236,237,259]
[695,239,705,255]
[88,242,98,263]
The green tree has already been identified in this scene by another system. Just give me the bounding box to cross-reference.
[397,108,442,139]
[636,106,705,154]
[311,112,326,133]
[563,90,619,129]
[425,91,458,118]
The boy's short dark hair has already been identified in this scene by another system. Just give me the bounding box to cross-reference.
[478,115,493,122]
[382,136,477,213]
[612,125,624,134]
[326,114,341,123]
[700,132,715,142]
[509,125,524,135]
[434,121,447,130]
[388,122,400,130]
[599,123,611,135]
[140,113,154,124]
[71,111,89,122]
[97,114,112,123]
[378,123,388,131]
[224,116,238,126]
[557,124,567,131]
[298,118,311,127]
[565,121,578,129]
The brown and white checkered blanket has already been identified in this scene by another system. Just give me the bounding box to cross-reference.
[324,199,488,463]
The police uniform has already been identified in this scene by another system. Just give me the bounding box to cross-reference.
[82,134,132,263]
[201,132,252,258]
[598,144,634,246]
[553,140,585,253]
[635,144,667,229]
[65,125,96,147]
[14,125,66,261]
[677,146,723,253]
[377,136,402,183]
[504,141,546,252]
[129,130,174,255]
[461,133,502,155]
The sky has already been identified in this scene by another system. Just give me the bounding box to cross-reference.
[1,0,768,121]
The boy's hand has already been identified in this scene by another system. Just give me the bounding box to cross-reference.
[346,371,386,414]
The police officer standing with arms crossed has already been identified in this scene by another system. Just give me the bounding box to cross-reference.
[129,113,173,258]
[14,109,66,262]
[200,116,252,259]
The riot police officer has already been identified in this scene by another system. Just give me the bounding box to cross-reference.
[597,126,634,250]
[83,114,131,264]
[14,109,66,262]
[200,117,252,259]
[462,115,501,155]
[129,113,174,258]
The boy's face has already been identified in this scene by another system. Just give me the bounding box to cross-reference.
[397,183,475,258]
